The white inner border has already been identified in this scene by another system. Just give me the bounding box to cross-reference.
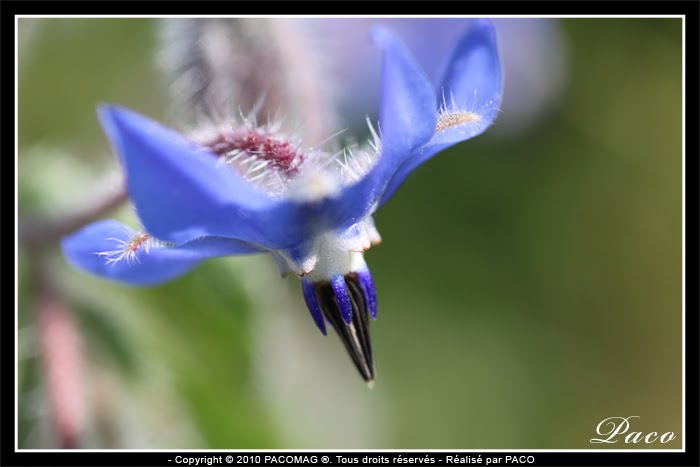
[14,14,687,454]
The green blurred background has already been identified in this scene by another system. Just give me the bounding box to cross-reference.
[17,18,683,449]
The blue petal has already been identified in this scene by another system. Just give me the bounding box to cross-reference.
[99,105,316,249]
[371,26,437,159]
[62,219,261,286]
[306,27,439,225]
[378,19,503,206]
[436,18,503,134]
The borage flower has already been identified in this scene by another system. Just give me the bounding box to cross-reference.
[62,19,502,383]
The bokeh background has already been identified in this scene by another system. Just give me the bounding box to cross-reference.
[17,17,683,449]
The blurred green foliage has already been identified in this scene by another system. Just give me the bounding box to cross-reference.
[17,18,682,449]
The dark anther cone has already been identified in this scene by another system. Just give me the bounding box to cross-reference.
[314,273,375,382]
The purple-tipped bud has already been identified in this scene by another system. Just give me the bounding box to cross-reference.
[302,278,326,335]
[355,267,378,320]
[301,271,376,382]
[331,275,354,325]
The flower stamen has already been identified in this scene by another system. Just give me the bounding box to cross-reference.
[436,110,482,132]
[206,127,306,175]
[95,232,162,265]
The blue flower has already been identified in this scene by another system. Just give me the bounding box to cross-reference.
[62,19,502,382]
